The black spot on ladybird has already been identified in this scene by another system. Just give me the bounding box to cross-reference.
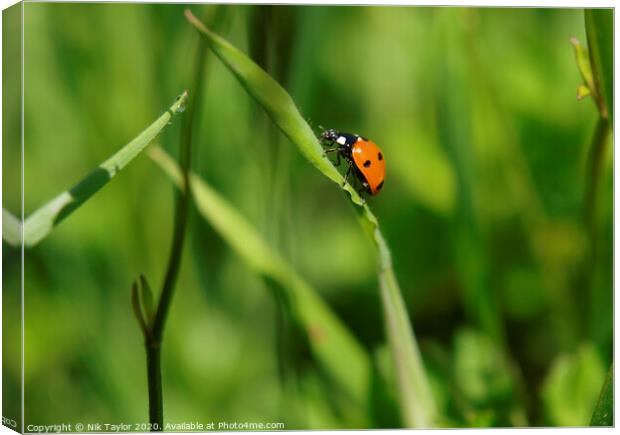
[378,152,383,161]
[376,181,384,190]
[363,160,372,168]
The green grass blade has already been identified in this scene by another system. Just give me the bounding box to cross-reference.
[22,91,188,248]
[436,9,503,345]
[591,363,613,426]
[183,9,356,202]
[2,208,21,247]
[585,9,613,121]
[185,10,436,428]
[149,145,372,419]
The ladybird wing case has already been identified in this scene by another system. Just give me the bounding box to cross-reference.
[351,140,385,195]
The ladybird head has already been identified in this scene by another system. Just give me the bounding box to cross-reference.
[320,129,339,143]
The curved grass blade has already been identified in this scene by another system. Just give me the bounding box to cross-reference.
[590,363,613,426]
[185,10,436,428]
[184,10,351,200]
[2,208,21,247]
[21,91,188,248]
[149,145,371,421]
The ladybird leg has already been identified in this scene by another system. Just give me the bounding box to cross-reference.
[323,143,340,156]
[335,151,341,166]
[342,161,353,186]
[323,147,340,165]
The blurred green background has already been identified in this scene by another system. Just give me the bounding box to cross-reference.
[2,3,613,429]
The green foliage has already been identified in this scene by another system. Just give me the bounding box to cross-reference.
[542,344,606,426]
[185,10,436,427]
[570,37,595,100]
[184,10,348,198]
[132,274,155,336]
[150,146,372,425]
[585,9,613,121]
[452,329,524,426]
[139,274,155,323]
[8,92,188,248]
[131,280,148,336]
[14,5,612,430]
[435,8,502,345]
[590,363,613,426]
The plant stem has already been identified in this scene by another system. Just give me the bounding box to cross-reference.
[143,109,192,431]
[583,116,611,234]
[143,8,214,430]
[573,115,610,342]
[146,341,163,429]
[367,216,436,427]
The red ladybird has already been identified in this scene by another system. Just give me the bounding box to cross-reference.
[321,129,385,195]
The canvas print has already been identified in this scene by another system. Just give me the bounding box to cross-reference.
[2,3,613,432]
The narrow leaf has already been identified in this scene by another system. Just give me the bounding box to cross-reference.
[591,363,613,426]
[185,11,436,427]
[183,9,358,203]
[570,37,596,95]
[149,146,372,422]
[22,91,188,248]
[131,281,148,337]
[139,274,154,323]
[3,208,21,247]
[585,9,613,121]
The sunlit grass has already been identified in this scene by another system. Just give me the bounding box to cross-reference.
[185,9,436,427]
[3,92,188,248]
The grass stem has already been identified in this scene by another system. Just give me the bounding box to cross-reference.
[583,116,611,235]
[146,341,163,429]
[141,8,214,430]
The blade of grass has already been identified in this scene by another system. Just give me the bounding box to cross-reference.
[2,208,21,247]
[435,9,504,346]
[184,10,436,428]
[20,91,188,248]
[579,10,613,347]
[140,8,221,427]
[184,10,348,198]
[149,145,372,421]
[590,363,613,426]
[585,9,613,122]
[582,9,613,228]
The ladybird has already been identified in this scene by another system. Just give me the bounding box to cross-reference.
[320,129,385,195]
